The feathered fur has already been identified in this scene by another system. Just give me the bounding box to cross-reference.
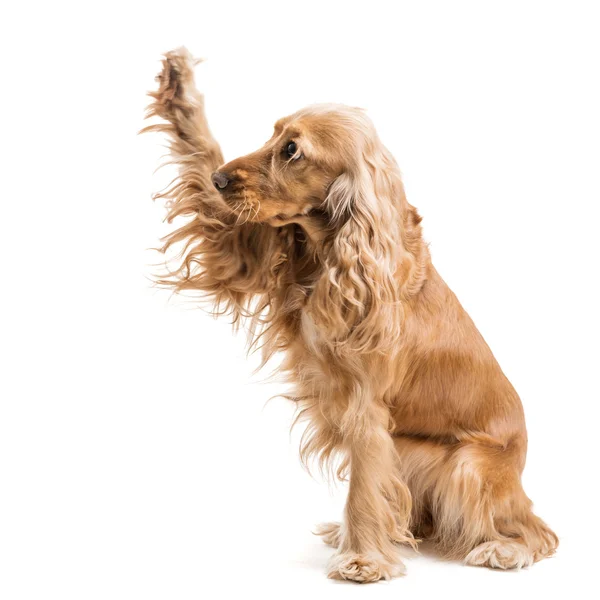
[143,48,557,582]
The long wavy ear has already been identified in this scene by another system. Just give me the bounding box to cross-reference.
[310,138,426,356]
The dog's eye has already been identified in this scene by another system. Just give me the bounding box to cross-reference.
[285,141,298,159]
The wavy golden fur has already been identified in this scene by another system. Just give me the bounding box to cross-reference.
[143,48,557,582]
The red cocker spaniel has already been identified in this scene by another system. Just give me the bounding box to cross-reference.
[143,48,557,583]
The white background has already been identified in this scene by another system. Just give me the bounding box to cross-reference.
[1,1,599,598]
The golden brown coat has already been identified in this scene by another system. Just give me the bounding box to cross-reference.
[143,48,557,582]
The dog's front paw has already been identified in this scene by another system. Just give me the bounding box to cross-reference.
[152,47,201,113]
[327,551,405,583]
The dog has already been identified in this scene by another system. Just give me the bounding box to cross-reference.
[143,47,558,583]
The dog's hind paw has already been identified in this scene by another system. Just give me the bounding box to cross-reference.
[465,540,535,570]
[314,521,343,548]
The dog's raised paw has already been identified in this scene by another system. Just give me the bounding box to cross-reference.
[327,552,405,583]
[152,47,201,109]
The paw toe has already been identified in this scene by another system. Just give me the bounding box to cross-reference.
[328,552,405,583]
[155,47,200,101]
[465,541,534,570]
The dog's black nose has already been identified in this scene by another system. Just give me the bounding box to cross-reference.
[211,171,230,191]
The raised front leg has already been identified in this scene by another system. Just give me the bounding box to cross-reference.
[320,401,416,583]
[143,49,290,318]
[144,47,224,181]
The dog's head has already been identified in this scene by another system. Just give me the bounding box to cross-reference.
[211,104,390,226]
[211,105,424,354]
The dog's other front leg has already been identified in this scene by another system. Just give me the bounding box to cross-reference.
[327,402,415,583]
[144,47,224,183]
[144,49,289,315]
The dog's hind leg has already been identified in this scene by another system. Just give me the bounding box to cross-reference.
[462,468,559,569]
[423,435,558,568]
[392,433,558,569]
